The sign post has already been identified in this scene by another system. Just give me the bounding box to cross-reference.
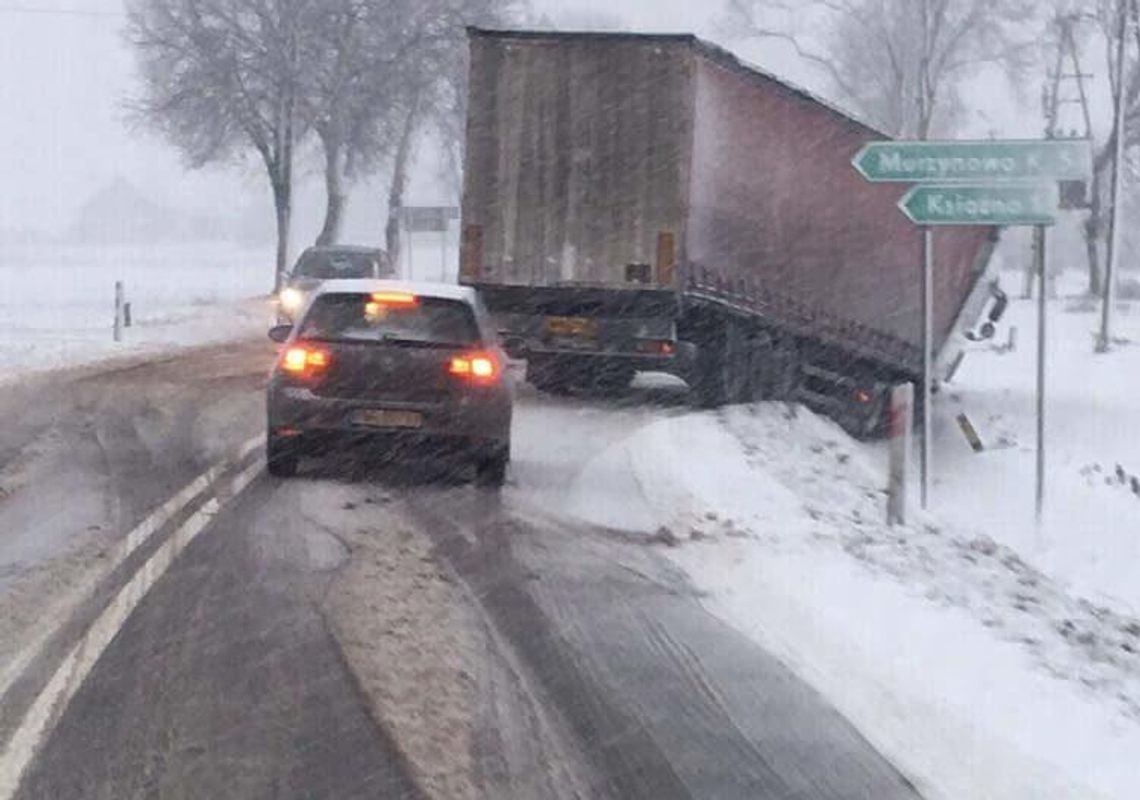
[853,138,1088,517]
[922,229,933,509]
[1035,224,1048,524]
[402,206,459,283]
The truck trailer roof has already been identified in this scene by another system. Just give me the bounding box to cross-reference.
[466,27,891,141]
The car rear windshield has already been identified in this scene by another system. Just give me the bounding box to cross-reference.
[298,293,480,346]
[293,250,383,280]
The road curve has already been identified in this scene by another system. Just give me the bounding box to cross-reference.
[2,344,923,799]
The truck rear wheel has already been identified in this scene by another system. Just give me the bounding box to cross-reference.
[587,363,635,394]
[692,348,729,408]
[527,358,573,394]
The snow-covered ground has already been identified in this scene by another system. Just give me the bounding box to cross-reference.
[541,271,1140,800]
[937,269,1140,612]
[0,237,461,382]
[0,243,274,380]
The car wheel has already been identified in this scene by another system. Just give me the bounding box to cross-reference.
[266,433,300,478]
[475,447,509,488]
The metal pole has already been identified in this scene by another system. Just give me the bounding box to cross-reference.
[922,227,933,510]
[1036,225,1048,524]
[1039,225,1044,526]
[1098,0,1130,353]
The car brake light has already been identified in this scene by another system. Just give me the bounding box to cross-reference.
[281,345,330,377]
[370,292,418,306]
[449,351,499,382]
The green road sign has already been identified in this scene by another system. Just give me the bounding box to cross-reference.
[898,184,1058,226]
[853,140,1092,183]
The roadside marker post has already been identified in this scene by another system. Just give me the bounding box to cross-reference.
[113,281,125,343]
[888,382,914,526]
[956,413,986,453]
[853,138,1089,517]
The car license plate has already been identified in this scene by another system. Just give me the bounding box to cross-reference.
[545,316,598,338]
[355,409,423,429]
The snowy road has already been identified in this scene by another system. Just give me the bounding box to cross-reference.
[0,346,920,799]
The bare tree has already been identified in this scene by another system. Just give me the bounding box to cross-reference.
[380,0,517,263]
[1076,0,1140,295]
[305,0,437,247]
[723,0,1038,138]
[127,0,321,290]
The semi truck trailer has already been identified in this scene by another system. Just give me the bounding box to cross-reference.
[459,28,998,436]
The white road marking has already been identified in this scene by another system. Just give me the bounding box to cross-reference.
[0,499,220,799]
[0,435,261,707]
[0,435,263,799]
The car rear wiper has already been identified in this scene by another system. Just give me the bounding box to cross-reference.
[375,335,473,349]
[300,334,476,348]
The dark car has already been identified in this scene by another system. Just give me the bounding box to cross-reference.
[266,280,513,485]
[278,245,393,321]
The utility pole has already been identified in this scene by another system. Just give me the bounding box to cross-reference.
[1098,0,1133,353]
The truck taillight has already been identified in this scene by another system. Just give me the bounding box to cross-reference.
[635,339,676,355]
[449,351,500,383]
[461,224,484,282]
[281,345,330,378]
[656,231,675,286]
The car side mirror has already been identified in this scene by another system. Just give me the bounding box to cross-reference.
[268,324,292,343]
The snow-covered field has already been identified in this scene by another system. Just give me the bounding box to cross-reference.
[0,238,460,382]
[0,243,274,380]
[937,270,1140,612]
[545,272,1140,800]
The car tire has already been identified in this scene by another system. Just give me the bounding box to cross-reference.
[475,446,509,488]
[266,433,300,478]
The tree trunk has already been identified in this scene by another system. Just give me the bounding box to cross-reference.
[1083,142,1116,298]
[272,178,291,294]
[316,137,345,247]
[386,98,421,271]
[1084,210,1103,299]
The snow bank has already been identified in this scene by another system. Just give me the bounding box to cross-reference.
[559,401,1140,800]
[563,410,802,535]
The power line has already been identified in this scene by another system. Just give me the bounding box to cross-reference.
[0,4,122,18]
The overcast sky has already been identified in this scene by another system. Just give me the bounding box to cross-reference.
[0,0,1109,244]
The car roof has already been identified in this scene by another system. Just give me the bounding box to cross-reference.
[314,279,478,303]
[302,244,386,256]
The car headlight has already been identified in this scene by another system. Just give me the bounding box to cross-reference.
[279,287,304,316]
